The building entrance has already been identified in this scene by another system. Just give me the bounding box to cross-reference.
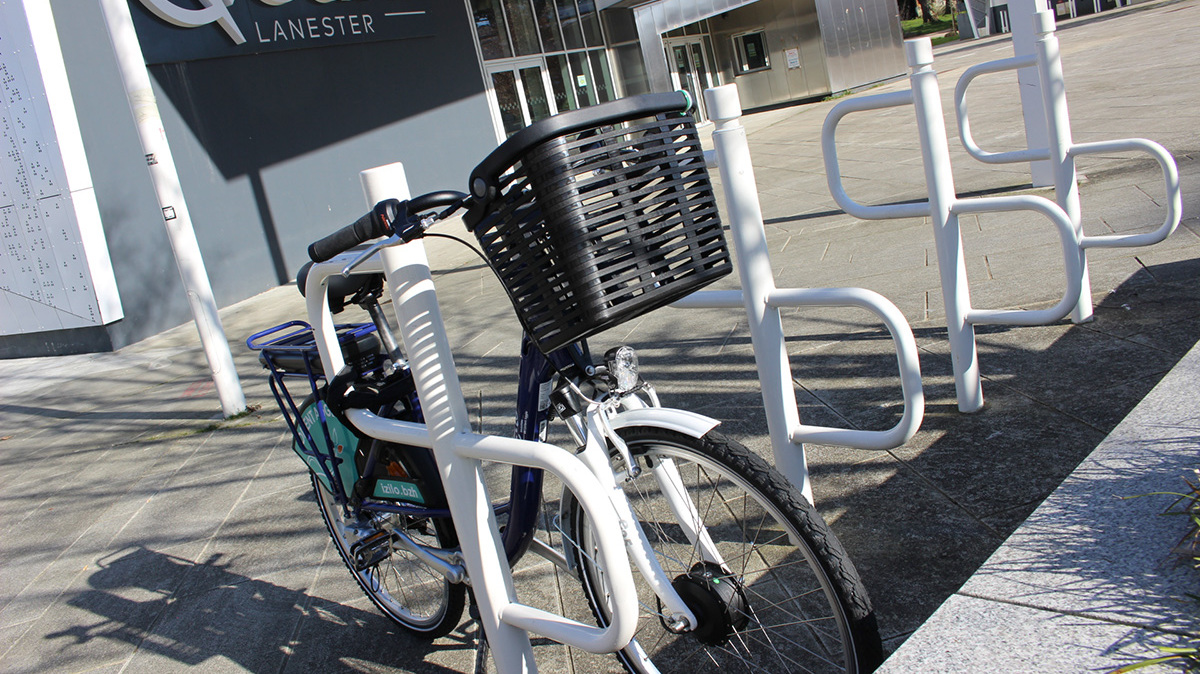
[485,60,557,137]
[664,37,715,121]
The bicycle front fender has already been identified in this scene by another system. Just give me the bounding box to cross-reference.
[606,407,719,439]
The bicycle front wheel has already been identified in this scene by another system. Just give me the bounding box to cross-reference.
[566,426,882,673]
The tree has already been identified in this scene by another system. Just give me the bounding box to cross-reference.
[918,0,936,21]
[898,0,937,22]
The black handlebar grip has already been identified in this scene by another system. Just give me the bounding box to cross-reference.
[407,190,468,215]
[308,199,401,262]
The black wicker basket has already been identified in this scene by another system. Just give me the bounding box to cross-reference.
[464,93,731,354]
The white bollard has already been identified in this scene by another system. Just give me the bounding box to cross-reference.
[905,40,985,412]
[1032,10,1093,324]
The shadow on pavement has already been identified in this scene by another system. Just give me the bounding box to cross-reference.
[46,546,475,673]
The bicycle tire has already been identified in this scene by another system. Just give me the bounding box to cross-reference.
[565,426,883,673]
[304,399,465,638]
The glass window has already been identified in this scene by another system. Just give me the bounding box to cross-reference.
[472,0,512,59]
[576,0,604,47]
[588,50,614,103]
[688,43,710,90]
[519,67,553,122]
[601,8,638,44]
[491,71,526,136]
[502,0,542,55]
[556,0,584,50]
[531,0,563,52]
[703,35,718,76]
[733,31,770,73]
[613,44,650,96]
[546,54,577,111]
[568,51,595,107]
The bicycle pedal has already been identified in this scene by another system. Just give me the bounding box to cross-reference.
[349,529,395,570]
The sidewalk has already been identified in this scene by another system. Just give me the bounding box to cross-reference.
[2,1,1198,671]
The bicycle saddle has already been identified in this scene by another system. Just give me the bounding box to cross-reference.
[295,260,383,314]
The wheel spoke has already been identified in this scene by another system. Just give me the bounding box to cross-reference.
[312,474,461,636]
[568,428,878,673]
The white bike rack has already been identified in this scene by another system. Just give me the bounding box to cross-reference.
[823,39,1085,413]
[306,164,642,672]
[955,9,1181,324]
[675,84,926,501]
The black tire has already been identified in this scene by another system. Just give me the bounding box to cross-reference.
[313,474,465,637]
[565,426,883,673]
[301,396,464,638]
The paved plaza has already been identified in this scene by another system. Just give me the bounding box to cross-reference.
[2,1,1199,671]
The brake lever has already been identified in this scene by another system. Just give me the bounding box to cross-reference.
[340,202,451,278]
[341,234,402,277]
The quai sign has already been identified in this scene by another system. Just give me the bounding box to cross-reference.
[130,0,437,64]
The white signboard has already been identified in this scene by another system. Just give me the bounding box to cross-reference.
[786,48,801,70]
[0,0,121,336]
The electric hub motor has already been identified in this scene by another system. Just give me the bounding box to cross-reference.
[663,562,751,646]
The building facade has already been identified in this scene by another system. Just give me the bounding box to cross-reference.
[962,0,1133,39]
[0,0,904,358]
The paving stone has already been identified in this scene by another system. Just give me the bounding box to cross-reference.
[4,3,1200,671]
[877,594,1180,674]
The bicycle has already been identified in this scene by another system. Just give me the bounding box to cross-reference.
[248,92,884,673]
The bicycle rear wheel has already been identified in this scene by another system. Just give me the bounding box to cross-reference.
[297,393,464,638]
[314,472,464,637]
[565,426,882,673]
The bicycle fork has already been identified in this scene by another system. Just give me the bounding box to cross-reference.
[563,395,735,634]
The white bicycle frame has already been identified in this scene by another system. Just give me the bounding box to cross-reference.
[301,163,728,672]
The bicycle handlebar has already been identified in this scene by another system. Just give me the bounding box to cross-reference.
[307,191,469,263]
[308,198,401,262]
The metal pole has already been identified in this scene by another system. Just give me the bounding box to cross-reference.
[704,85,813,501]
[97,0,246,417]
[1033,9,1093,323]
[906,39,984,412]
[361,164,537,672]
[1008,0,1055,187]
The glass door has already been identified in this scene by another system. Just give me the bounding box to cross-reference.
[486,60,558,137]
[665,38,715,121]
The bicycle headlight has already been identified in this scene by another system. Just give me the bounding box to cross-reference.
[604,345,639,392]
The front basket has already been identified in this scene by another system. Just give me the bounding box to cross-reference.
[464,94,732,353]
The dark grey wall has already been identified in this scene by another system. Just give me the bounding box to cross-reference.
[4,0,498,356]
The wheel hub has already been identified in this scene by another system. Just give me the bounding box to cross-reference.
[665,562,750,646]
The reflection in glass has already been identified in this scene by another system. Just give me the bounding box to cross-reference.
[531,0,563,52]
[491,71,526,136]
[503,0,541,55]
[555,0,584,50]
[672,45,695,105]
[568,51,594,107]
[576,0,604,47]
[689,43,710,90]
[546,54,576,112]
[520,67,553,122]
[472,0,512,59]
[588,50,614,103]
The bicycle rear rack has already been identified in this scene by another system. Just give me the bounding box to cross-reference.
[246,321,380,502]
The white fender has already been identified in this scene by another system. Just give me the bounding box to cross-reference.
[607,407,719,439]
